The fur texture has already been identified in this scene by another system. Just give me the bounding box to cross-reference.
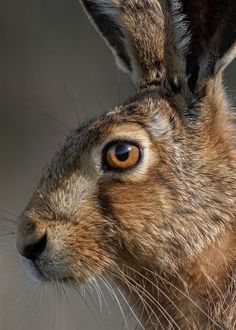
[16,0,236,329]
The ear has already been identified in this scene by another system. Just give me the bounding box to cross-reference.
[173,0,236,92]
[80,0,165,86]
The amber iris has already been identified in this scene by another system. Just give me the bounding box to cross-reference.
[106,143,140,170]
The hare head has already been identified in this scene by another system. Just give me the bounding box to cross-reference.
[16,0,236,328]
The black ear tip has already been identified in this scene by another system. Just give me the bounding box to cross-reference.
[178,0,236,89]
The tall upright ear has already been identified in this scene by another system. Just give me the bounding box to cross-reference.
[176,0,236,92]
[80,0,165,86]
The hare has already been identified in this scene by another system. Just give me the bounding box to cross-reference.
[16,0,236,329]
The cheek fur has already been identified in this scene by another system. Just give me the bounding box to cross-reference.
[97,169,180,266]
[46,217,118,281]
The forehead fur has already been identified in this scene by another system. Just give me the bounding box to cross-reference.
[48,94,174,171]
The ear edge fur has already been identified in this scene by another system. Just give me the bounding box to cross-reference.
[80,0,132,73]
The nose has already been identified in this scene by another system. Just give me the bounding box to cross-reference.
[22,233,47,260]
[17,215,48,261]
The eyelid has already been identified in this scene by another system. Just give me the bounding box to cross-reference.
[102,138,142,151]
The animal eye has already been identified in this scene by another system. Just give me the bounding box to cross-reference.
[104,142,141,170]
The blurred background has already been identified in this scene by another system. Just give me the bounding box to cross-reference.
[0,0,235,330]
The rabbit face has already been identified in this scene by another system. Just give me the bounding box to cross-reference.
[17,94,190,283]
[17,85,235,284]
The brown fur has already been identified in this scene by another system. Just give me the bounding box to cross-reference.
[16,0,236,329]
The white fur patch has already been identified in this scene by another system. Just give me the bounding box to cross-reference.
[20,256,44,283]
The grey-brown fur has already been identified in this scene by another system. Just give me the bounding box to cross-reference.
[16,0,236,329]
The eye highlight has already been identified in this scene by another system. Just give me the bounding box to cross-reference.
[103,142,142,171]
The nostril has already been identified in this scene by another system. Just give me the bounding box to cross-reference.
[25,221,37,235]
[23,233,47,261]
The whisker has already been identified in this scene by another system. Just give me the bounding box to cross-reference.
[99,275,129,330]
[0,279,29,318]
[18,283,40,330]
[73,278,103,330]
[0,233,15,238]
[49,284,56,330]
[0,222,16,229]
[0,266,25,279]
[96,276,114,315]
[115,284,145,330]
[112,268,177,330]
[0,275,25,297]
[0,209,18,220]
[117,68,121,105]
[85,283,103,319]
[70,83,89,118]
[41,111,71,132]
[144,267,224,330]
[121,274,165,330]
[0,228,15,233]
[0,242,14,247]
[115,272,163,329]
[97,276,111,314]
[61,283,77,330]
[67,81,81,124]
[102,269,145,330]
[122,265,191,329]
[90,277,103,312]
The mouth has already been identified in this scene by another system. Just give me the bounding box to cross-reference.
[20,257,46,283]
[20,256,77,285]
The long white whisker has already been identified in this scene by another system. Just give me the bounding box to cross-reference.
[115,284,145,330]
[96,276,111,314]
[144,267,224,330]
[123,265,191,329]
[73,278,103,330]
[112,268,177,330]
[90,277,103,312]
[18,283,40,330]
[99,275,129,330]
[121,274,165,330]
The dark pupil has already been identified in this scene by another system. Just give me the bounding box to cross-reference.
[115,144,131,161]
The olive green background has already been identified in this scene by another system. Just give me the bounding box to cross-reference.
[0,1,235,329]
